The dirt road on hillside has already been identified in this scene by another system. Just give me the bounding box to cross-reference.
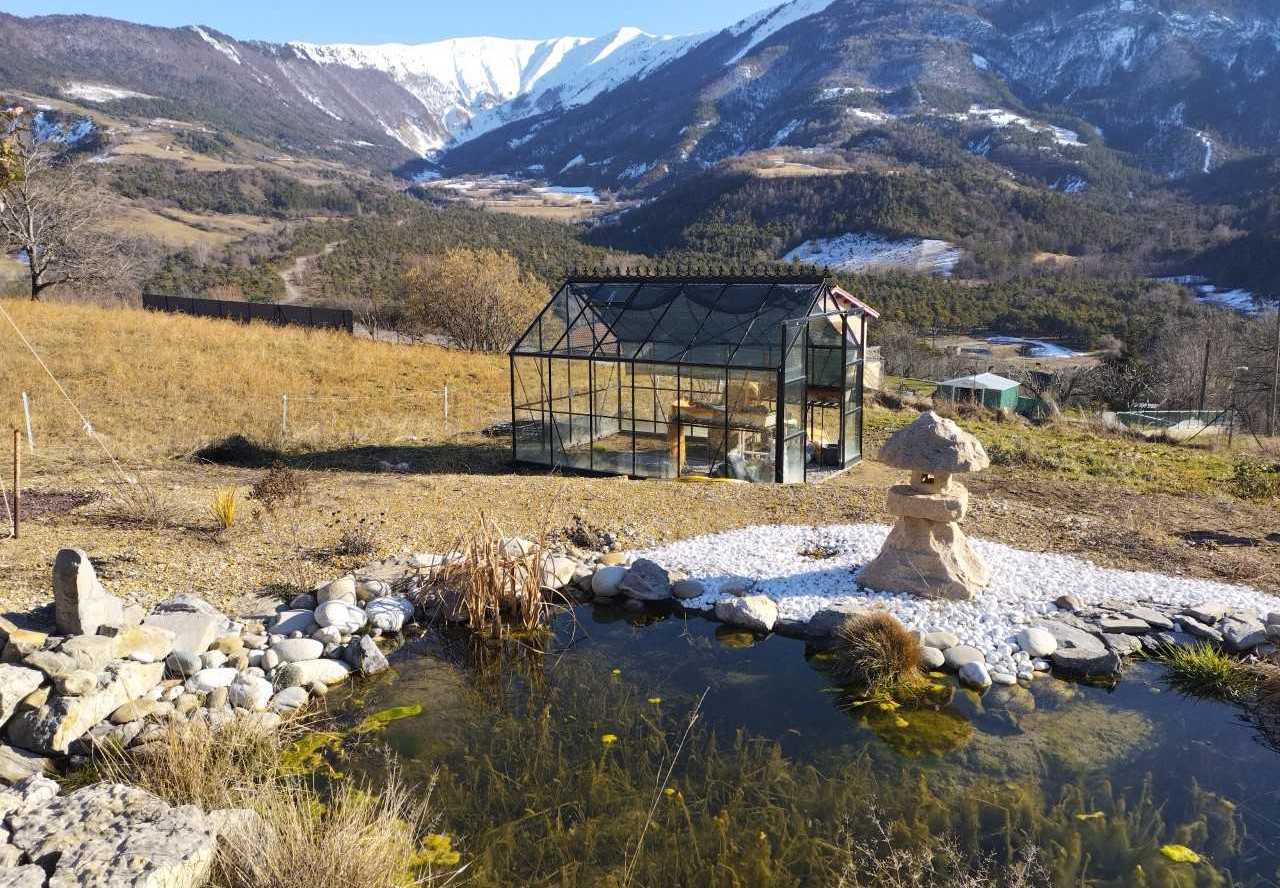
[279,241,340,304]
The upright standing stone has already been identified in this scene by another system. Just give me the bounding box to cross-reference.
[858,412,991,600]
[52,549,124,637]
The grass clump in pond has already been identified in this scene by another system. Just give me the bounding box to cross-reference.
[831,612,930,701]
[1156,642,1260,701]
[91,718,457,888]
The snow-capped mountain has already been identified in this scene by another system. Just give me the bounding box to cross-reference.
[0,0,1276,184]
[443,0,1280,187]
[291,28,707,150]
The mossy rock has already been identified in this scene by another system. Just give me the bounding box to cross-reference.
[715,626,760,649]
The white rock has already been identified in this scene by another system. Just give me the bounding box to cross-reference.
[275,659,352,688]
[314,601,366,633]
[316,575,357,604]
[958,661,992,689]
[591,565,627,598]
[269,686,309,713]
[227,674,273,711]
[1014,627,1057,658]
[713,595,778,633]
[365,596,415,632]
[269,639,324,663]
[185,668,238,694]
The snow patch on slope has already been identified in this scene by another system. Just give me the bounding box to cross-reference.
[32,112,95,146]
[63,82,155,103]
[784,233,961,275]
[191,26,242,65]
[727,0,835,65]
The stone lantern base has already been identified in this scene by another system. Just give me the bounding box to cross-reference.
[859,517,991,601]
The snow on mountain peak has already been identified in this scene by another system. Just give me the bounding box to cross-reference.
[293,26,706,153]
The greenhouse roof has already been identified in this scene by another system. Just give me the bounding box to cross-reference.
[512,273,877,369]
[939,372,1021,391]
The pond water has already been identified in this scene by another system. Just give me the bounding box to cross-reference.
[325,606,1280,886]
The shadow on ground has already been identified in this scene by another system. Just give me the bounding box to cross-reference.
[191,434,529,477]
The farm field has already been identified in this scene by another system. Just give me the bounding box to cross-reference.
[0,298,1275,626]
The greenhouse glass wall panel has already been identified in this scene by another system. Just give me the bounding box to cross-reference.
[509,273,878,483]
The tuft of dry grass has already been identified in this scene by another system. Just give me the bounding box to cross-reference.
[420,515,557,637]
[831,612,927,698]
[93,718,455,888]
[94,714,293,811]
[216,772,446,888]
[97,479,186,529]
[211,487,238,530]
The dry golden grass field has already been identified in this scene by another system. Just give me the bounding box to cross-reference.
[0,298,1276,628]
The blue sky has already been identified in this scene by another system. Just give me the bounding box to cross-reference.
[5,0,773,43]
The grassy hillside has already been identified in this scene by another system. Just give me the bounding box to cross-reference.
[0,299,508,464]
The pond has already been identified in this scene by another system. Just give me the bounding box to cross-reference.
[325,604,1280,886]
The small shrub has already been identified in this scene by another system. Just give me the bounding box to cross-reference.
[100,480,183,529]
[327,511,385,559]
[249,461,309,511]
[211,487,238,530]
[1157,642,1259,700]
[832,613,926,698]
[216,773,446,888]
[1227,458,1280,501]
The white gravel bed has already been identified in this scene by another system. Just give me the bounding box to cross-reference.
[639,524,1279,677]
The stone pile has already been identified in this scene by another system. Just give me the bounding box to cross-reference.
[1,548,408,779]
[0,774,222,887]
[858,411,992,600]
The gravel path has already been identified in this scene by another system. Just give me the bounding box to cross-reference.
[640,523,1280,676]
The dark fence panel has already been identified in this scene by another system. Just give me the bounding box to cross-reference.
[142,294,354,334]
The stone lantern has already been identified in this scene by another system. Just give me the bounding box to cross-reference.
[859,411,991,600]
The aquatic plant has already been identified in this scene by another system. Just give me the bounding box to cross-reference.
[1156,642,1260,701]
[831,612,928,699]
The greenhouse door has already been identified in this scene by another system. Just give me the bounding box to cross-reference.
[777,317,808,483]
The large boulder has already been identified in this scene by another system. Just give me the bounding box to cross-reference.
[618,559,671,601]
[8,782,217,888]
[142,612,219,658]
[52,549,124,637]
[343,636,389,676]
[713,595,778,633]
[0,744,50,786]
[7,661,163,755]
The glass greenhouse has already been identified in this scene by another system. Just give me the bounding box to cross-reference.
[509,272,878,483]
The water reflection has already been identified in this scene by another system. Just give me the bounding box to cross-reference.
[326,605,1280,886]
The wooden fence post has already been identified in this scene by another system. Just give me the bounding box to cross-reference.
[281,395,289,440]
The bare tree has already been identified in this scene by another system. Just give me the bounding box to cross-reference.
[0,139,130,300]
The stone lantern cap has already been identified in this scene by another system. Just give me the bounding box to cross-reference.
[878,411,990,474]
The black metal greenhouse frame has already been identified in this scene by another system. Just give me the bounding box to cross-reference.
[508,271,876,483]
